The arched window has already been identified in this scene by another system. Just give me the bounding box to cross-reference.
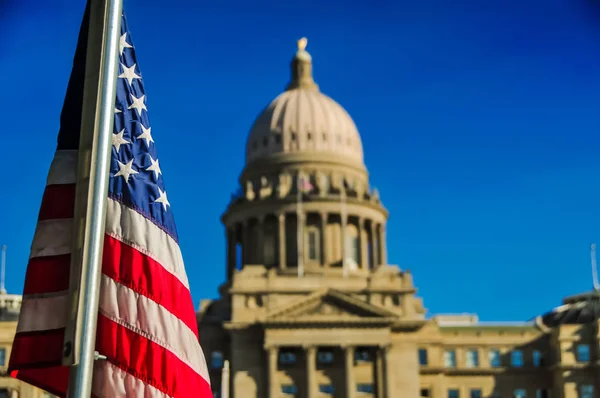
[306,227,320,262]
[264,223,276,267]
[345,230,359,267]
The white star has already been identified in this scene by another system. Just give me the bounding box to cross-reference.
[112,129,130,152]
[119,63,141,86]
[115,107,122,113]
[146,155,162,179]
[137,125,154,147]
[119,33,133,56]
[113,159,138,183]
[128,94,147,116]
[154,188,170,211]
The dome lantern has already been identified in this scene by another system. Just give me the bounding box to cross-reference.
[286,37,319,91]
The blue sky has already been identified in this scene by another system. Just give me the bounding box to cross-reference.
[1,0,600,321]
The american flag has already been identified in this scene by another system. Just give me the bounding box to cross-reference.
[8,6,211,397]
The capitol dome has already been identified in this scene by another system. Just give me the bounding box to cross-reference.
[245,38,364,167]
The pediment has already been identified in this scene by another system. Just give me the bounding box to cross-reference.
[265,289,398,323]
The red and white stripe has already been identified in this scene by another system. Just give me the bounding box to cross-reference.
[9,150,211,397]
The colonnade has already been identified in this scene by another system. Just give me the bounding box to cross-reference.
[265,344,389,398]
[226,211,388,278]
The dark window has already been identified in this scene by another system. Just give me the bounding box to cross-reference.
[533,350,543,367]
[489,349,501,367]
[279,350,297,365]
[291,133,297,141]
[281,384,297,395]
[448,389,460,398]
[307,230,319,261]
[421,388,431,397]
[511,350,523,367]
[275,134,281,144]
[307,133,312,140]
[210,351,223,369]
[317,350,334,364]
[471,389,482,398]
[356,384,374,393]
[418,348,428,366]
[319,385,334,394]
[355,348,372,362]
[0,389,9,398]
[577,344,590,362]
[536,388,550,398]
[262,137,268,146]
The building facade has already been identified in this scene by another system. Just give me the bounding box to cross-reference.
[0,292,54,398]
[197,39,600,398]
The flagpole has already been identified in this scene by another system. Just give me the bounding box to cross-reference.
[297,174,304,277]
[341,186,348,277]
[66,0,123,396]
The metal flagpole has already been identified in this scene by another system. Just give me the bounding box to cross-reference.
[341,185,348,277]
[297,174,304,277]
[221,360,230,398]
[66,0,123,396]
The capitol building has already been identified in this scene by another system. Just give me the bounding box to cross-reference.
[0,40,599,398]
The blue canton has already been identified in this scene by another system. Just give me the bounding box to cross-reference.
[108,15,178,241]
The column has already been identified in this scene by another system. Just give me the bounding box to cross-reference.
[305,345,317,398]
[226,227,235,280]
[267,345,279,398]
[380,224,388,266]
[359,218,368,269]
[320,212,327,267]
[344,345,355,398]
[256,216,265,265]
[278,213,286,269]
[372,223,380,267]
[376,345,389,398]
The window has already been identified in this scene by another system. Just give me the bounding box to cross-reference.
[317,350,334,364]
[262,137,268,146]
[319,385,334,394]
[576,344,590,362]
[0,390,9,398]
[355,348,372,362]
[210,351,223,369]
[580,385,594,398]
[466,349,479,368]
[306,229,320,261]
[357,384,374,393]
[281,384,297,395]
[536,389,549,398]
[533,350,543,367]
[275,134,281,144]
[421,388,431,397]
[491,392,501,398]
[0,348,6,366]
[448,389,460,398]
[418,348,428,366]
[279,350,297,365]
[514,389,526,398]
[263,225,276,267]
[444,350,457,368]
[489,349,501,367]
[511,350,523,367]
[470,389,482,398]
[344,233,359,266]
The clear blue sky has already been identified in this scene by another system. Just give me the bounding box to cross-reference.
[1,0,600,322]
